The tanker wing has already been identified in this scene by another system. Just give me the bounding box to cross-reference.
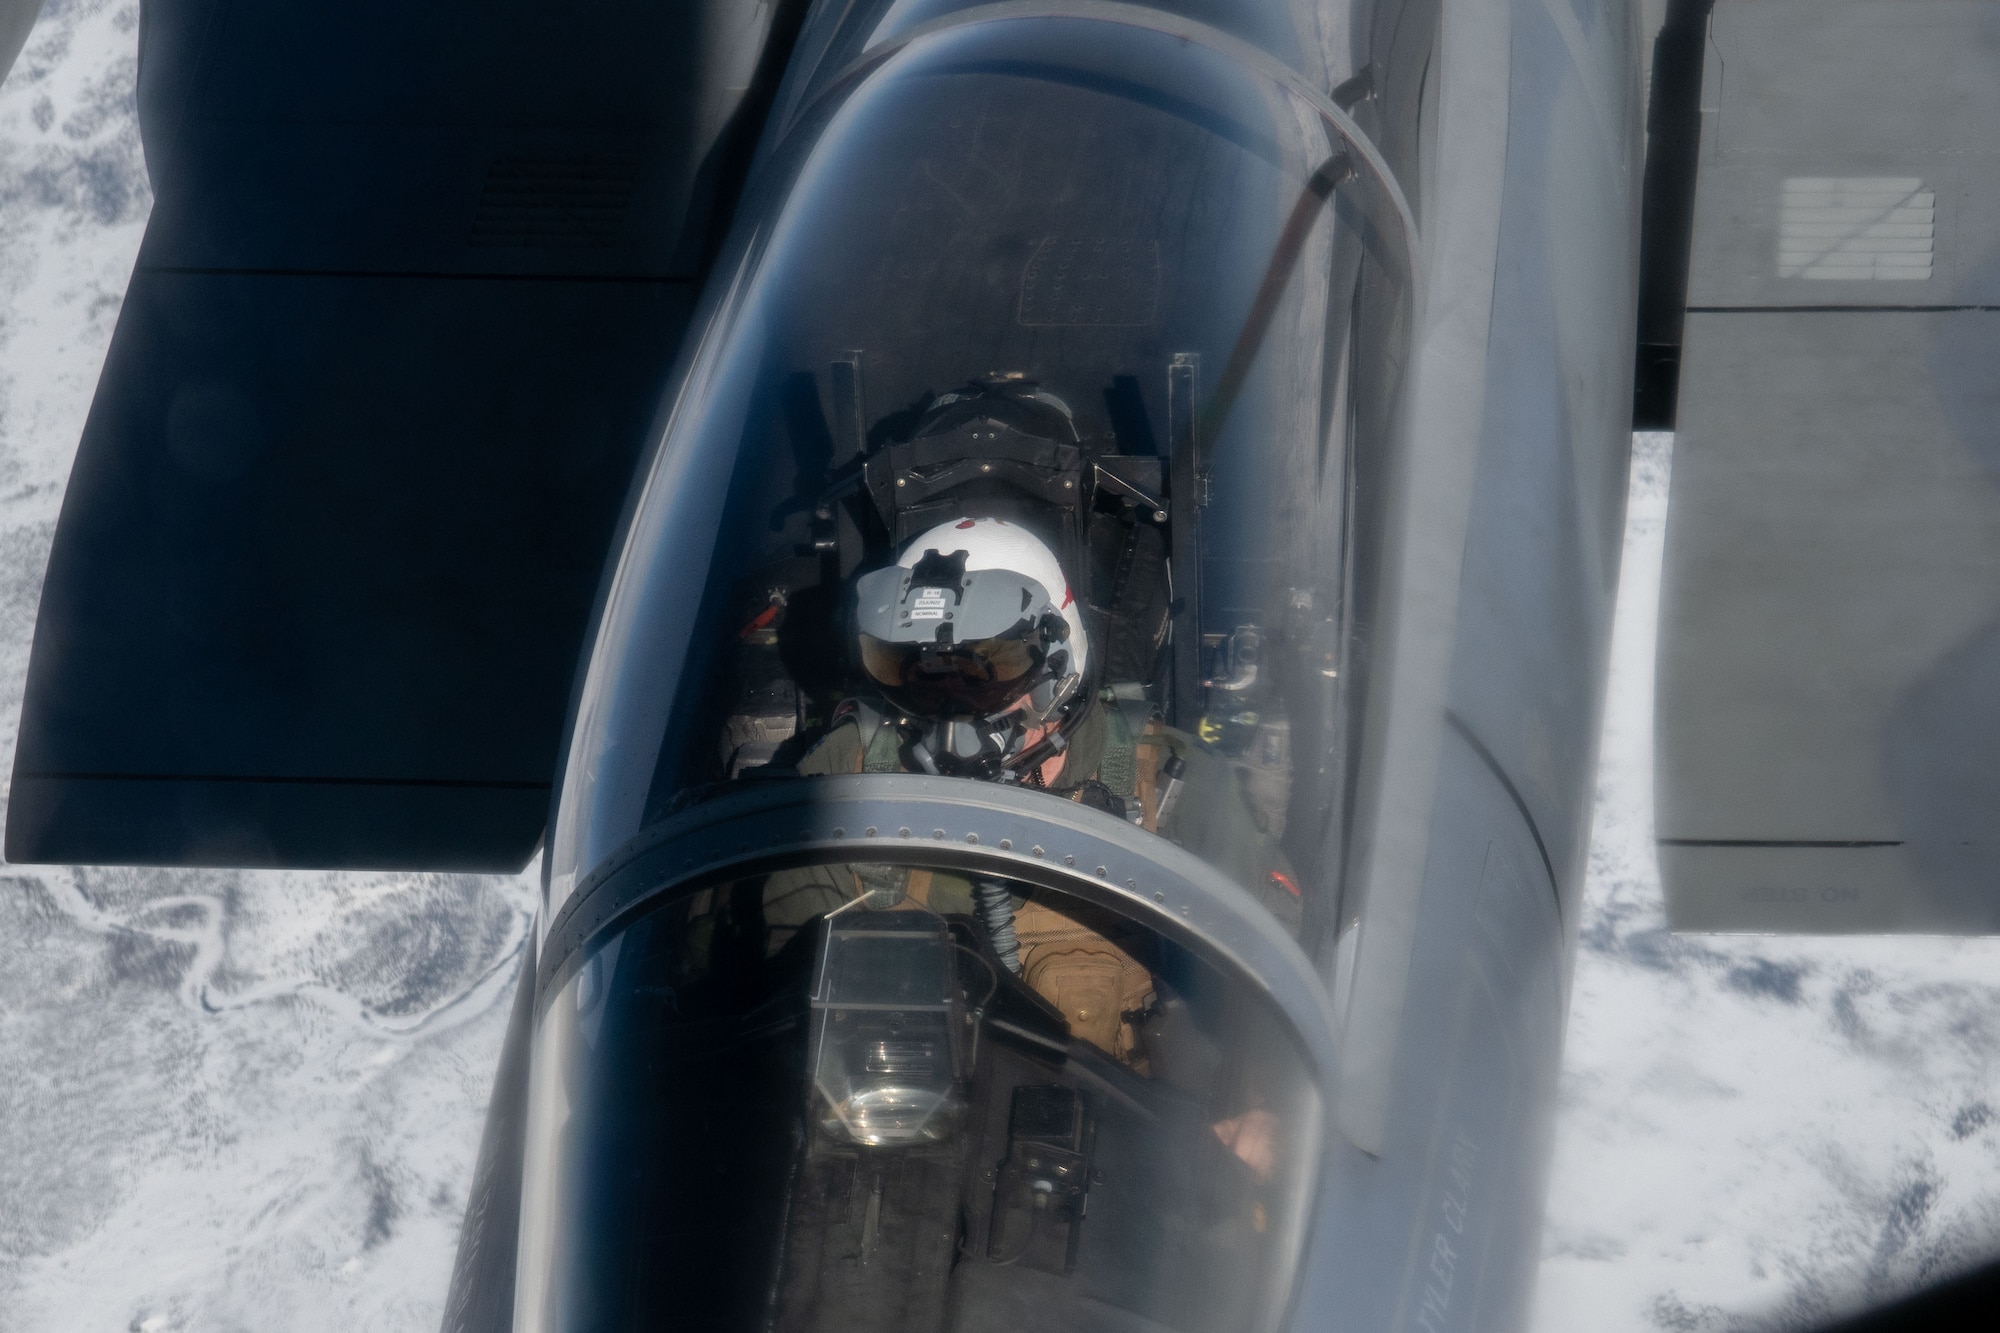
[1650,0,2000,931]
[5,0,799,870]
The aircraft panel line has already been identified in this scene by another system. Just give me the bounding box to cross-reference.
[1446,711,1563,919]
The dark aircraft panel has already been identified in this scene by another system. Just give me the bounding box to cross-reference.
[9,273,688,869]
[132,0,791,277]
[1656,0,2000,931]
[141,127,705,279]
[7,0,804,867]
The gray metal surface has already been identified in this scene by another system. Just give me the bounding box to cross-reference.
[1662,311,2000,930]
[1685,0,2000,308]
[1661,0,2000,930]
[1328,0,1508,1159]
[1312,0,1638,1318]
[0,0,36,92]
[1334,0,1639,1156]
[1306,724,1570,1333]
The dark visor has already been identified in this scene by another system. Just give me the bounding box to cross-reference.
[858,633,1045,715]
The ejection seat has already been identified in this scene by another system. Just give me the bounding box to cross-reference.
[716,365,1199,780]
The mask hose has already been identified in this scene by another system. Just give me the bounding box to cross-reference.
[974,877,1023,975]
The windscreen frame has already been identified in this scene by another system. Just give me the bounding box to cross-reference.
[538,773,1341,1094]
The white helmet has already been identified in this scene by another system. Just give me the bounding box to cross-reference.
[852,518,1090,776]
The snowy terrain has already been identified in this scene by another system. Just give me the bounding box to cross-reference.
[3,4,2000,1331]
[1534,435,2000,1331]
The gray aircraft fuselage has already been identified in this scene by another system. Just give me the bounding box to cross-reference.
[440,0,1643,1330]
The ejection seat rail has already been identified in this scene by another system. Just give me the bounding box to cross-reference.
[538,773,1341,1095]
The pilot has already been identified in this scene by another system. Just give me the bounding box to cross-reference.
[764,516,1302,1068]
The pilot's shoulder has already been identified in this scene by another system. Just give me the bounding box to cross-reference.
[795,699,885,775]
[797,726,861,777]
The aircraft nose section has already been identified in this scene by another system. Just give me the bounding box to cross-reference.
[514,776,1336,1333]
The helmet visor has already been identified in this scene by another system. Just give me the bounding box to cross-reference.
[858,633,1043,715]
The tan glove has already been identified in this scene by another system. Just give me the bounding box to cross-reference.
[1012,897,1156,1068]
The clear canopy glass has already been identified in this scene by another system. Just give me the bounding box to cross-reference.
[548,9,1414,941]
[523,12,1413,1327]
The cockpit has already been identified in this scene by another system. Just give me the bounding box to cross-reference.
[519,853,1323,1333]
[526,9,1416,1332]
[549,6,1413,925]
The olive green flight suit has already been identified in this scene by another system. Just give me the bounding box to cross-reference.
[757,697,1305,1058]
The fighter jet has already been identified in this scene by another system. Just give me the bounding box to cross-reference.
[0,0,1993,1327]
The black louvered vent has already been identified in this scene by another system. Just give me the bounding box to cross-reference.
[470,155,638,248]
